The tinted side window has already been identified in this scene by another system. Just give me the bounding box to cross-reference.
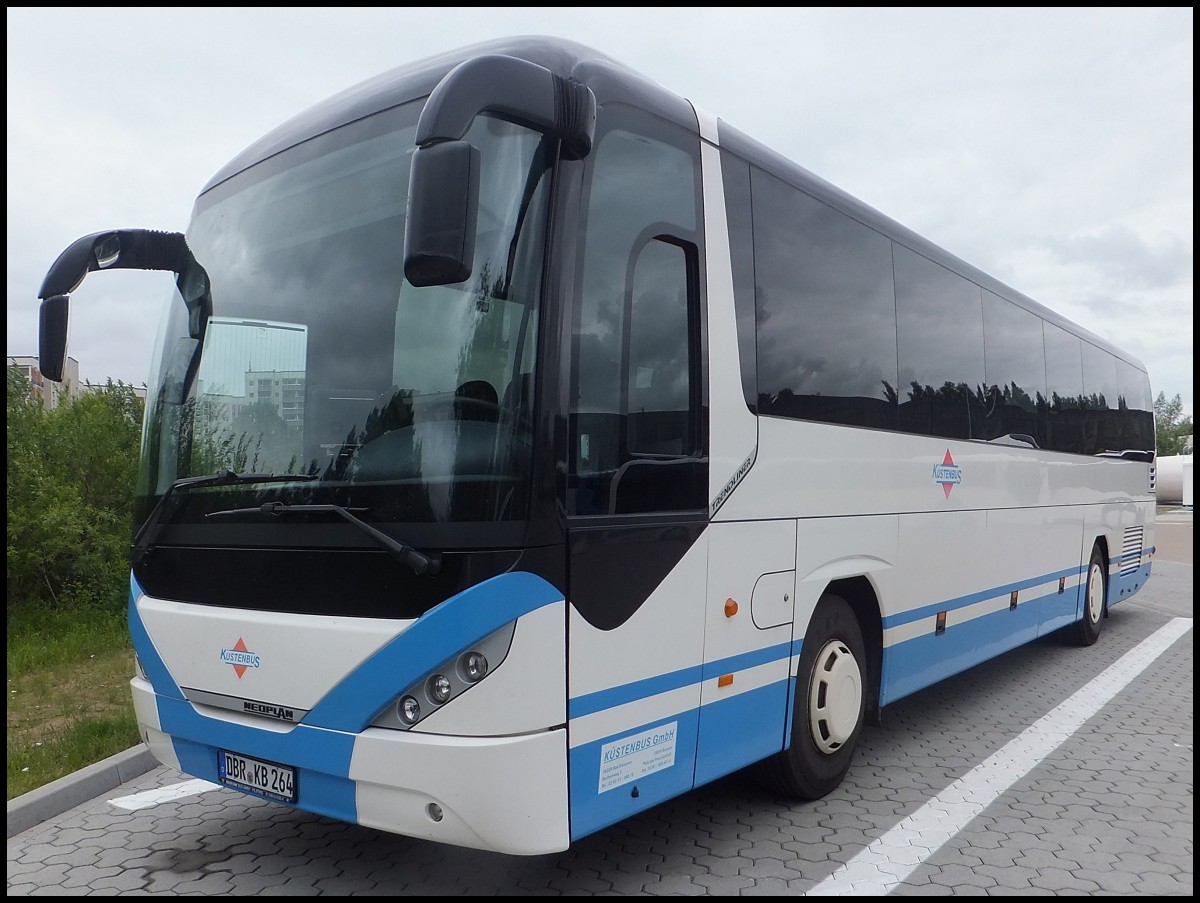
[626,239,697,457]
[982,291,1048,447]
[570,116,706,516]
[1043,322,1084,454]
[894,245,985,440]
[752,169,898,430]
[1116,359,1155,454]
[1081,342,1121,456]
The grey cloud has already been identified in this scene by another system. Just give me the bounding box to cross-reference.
[1040,227,1192,292]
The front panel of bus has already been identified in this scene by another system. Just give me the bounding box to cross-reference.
[129,94,577,854]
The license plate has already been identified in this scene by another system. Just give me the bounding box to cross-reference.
[218,749,297,803]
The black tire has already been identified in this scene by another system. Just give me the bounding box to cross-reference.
[756,593,867,800]
[1071,545,1107,647]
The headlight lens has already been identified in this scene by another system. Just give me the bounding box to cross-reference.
[371,622,515,731]
[428,674,453,704]
[398,695,421,725]
[460,651,489,682]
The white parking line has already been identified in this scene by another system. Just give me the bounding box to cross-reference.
[809,617,1193,896]
[109,778,221,811]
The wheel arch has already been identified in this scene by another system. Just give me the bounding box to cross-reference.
[1091,534,1111,616]
[821,575,883,719]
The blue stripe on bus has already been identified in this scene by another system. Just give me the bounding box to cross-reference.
[568,641,793,720]
[882,557,1153,705]
[565,549,1153,726]
[164,697,359,826]
[569,665,704,720]
[130,575,359,822]
[129,571,564,827]
[700,641,792,681]
[568,677,792,840]
[1109,561,1153,609]
[693,677,792,787]
[568,708,701,841]
[128,574,183,700]
[881,565,1083,629]
[306,571,564,732]
[882,583,1059,704]
[131,549,1152,825]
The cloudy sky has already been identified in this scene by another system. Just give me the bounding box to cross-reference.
[7,7,1193,417]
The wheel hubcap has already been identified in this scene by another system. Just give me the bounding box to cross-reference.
[1087,562,1104,624]
[809,639,862,754]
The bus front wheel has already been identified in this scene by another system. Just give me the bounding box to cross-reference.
[756,592,866,800]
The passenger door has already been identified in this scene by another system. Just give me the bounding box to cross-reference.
[564,105,709,841]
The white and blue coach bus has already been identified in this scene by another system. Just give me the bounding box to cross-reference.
[36,36,1156,855]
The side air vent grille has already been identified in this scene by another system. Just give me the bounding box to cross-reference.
[1121,526,1144,577]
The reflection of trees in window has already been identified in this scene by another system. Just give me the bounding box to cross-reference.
[570,118,704,516]
[185,396,257,475]
[981,291,1046,445]
[897,380,988,442]
[185,395,302,476]
[894,245,984,440]
[320,388,419,482]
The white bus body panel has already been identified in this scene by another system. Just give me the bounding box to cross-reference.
[719,418,1154,705]
[694,520,796,786]
[416,601,565,735]
[695,106,758,518]
[566,533,708,838]
[568,535,709,746]
[131,579,571,855]
[723,418,1154,521]
[138,597,408,711]
[349,725,568,854]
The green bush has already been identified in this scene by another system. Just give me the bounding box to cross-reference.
[6,367,143,615]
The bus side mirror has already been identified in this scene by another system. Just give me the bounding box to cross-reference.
[38,294,69,382]
[403,140,480,287]
[35,229,204,383]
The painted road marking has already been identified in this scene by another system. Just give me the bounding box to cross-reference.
[109,778,220,811]
[809,617,1193,896]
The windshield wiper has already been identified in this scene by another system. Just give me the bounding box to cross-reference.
[131,470,317,567]
[207,502,441,577]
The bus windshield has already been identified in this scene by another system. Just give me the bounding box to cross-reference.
[137,100,553,528]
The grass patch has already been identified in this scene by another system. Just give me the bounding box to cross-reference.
[7,605,141,800]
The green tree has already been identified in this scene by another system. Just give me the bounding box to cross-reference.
[7,370,144,614]
[1154,391,1193,456]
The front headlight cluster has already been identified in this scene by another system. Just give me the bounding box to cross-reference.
[396,649,489,726]
[373,622,515,731]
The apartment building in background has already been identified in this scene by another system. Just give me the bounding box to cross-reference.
[8,355,80,410]
[8,355,147,407]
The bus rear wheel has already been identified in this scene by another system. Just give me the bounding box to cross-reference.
[756,593,866,800]
[1071,545,1107,647]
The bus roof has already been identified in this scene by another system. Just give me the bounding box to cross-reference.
[200,35,693,196]
[198,34,1145,374]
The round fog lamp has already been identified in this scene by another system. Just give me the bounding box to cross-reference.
[398,695,421,725]
[428,673,453,704]
[461,651,489,682]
